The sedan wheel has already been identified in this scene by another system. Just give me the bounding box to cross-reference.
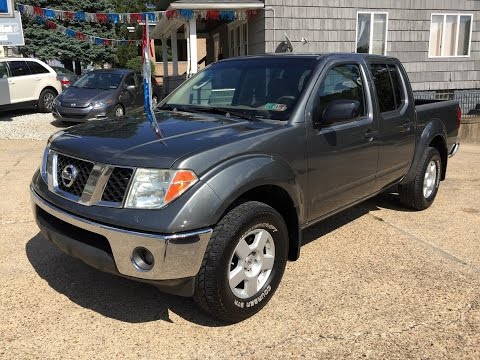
[114,105,124,117]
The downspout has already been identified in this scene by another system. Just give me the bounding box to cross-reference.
[264,6,276,53]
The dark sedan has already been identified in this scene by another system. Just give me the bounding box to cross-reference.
[52,69,159,123]
[51,66,79,90]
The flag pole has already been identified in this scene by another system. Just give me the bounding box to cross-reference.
[143,16,160,134]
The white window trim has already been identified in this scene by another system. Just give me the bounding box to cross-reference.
[428,13,473,58]
[355,11,389,56]
[227,20,248,57]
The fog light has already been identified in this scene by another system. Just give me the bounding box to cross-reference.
[131,247,155,272]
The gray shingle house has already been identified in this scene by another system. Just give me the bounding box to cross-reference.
[154,0,480,100]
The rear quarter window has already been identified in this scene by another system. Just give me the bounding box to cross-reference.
[28,62,50,74]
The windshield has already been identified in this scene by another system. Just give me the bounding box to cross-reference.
[72,72,124,90]
[165,57,317,121]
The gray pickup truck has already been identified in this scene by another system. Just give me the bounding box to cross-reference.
[31,53,460,322]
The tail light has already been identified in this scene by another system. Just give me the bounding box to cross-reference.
[60,78,71,87]
[456,106,462,129]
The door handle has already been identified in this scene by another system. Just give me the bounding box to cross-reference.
[402,122,412,131]
[8,80,14,84]
[364,130,378,141]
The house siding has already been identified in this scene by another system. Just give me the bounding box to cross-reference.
[260,0,480,91]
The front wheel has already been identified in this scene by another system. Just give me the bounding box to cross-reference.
[193,201,288,323]
[38,89,57,113]
[399,147,442,210]
[114,104,124,117]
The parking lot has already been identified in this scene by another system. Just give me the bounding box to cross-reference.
[1,111,480,359]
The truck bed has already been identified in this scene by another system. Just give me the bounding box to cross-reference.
[415,99,460,150]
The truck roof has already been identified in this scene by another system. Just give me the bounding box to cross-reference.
[218,52,399,62]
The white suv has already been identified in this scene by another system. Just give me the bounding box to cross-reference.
[0,58,63,112]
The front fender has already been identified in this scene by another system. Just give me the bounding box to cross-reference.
[201,154,304,225]
[400,118,446,185]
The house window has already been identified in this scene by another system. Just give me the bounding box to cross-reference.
[228,22,248,57]
[356,12,388,55]
[429,14,472,57]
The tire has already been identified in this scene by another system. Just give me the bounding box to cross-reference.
[38,89,57,113]
[399,147,442,210]
[114,104,125,117]
[193,201,288,323]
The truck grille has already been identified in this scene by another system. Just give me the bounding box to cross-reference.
[101,167,134,203]
[48,151,135,208]
[56,154,94,197]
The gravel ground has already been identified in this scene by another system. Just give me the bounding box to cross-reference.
[0,109,68,140]
[0,139,479,359]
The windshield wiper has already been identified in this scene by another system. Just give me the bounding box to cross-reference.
[159,104,253,121]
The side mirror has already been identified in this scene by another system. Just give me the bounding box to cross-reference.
[314,99,361,127]
[126,85,136,91]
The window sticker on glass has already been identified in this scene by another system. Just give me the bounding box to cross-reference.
[265,103,287,111]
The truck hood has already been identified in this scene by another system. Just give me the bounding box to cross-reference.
[49,111,280,169]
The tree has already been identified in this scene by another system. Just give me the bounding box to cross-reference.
[19,0,118,70]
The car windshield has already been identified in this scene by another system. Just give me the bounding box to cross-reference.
[164,57,317,121]
[72,72,124,90]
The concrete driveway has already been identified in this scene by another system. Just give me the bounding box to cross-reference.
[0,139,479,359]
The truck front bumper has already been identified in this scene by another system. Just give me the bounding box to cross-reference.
[31,187,212,296]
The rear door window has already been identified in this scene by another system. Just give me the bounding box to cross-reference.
[8,61,31,77]
[370,63,405,113]
[0,62,9,78]
[28,61,50,74]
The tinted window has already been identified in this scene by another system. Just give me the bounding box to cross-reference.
[28,61,49,74]
[8,61,30,77]
[0,62,8,78]
[388,65,404,108]
[370,64,396,113]
[124,74,135,87]
[317,64,367,119]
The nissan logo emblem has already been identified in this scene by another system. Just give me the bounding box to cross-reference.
[61,164,78,188]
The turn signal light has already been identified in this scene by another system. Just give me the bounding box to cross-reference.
[164,170,198,204]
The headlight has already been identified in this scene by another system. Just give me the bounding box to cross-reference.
[125,169,198,209]
[40,146,49,183]
[91,99,112,108]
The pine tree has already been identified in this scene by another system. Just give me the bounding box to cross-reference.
[19,0,118,68]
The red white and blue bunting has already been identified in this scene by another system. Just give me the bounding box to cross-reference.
[34,16,142,47]
[17,4,258,24]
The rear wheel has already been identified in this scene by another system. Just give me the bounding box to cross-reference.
[399,147,442,210]
[193,201,288,323]
[38,89,56,113]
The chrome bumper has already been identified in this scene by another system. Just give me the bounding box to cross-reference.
[31,188,212,281]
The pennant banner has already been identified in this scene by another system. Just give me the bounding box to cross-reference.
[17,4,258,24]
[35,16,142,47]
